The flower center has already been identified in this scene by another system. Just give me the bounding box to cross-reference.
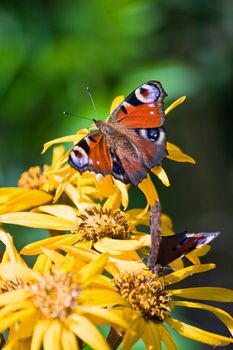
[113,270,171,321]
[30,272,79,319]
[18,165,50,191]
[0,278,26,292]
[72,205,133,242]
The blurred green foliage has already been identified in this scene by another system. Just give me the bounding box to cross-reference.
[0,1,233,349]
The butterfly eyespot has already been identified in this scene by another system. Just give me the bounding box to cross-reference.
[136,128,160,142]
[135,83,160,103]
[147,128,159,141]
[69,146,89,169]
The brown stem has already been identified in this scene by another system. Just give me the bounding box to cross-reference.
[147,201,162,273]
[107,327,123,350]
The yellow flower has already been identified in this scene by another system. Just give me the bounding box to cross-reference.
[0,230,128,350]
[41,95,195,212]
[0,202,213,274]
[0,202,170,262]
[0,204,211,280]
[0,146,72,214]
[112,267,233,349]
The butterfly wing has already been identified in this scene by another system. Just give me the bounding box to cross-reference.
[156,231,220,268]
[107,81,167,185]
[109,80,166,128]
[69,131,111,175]
[111,127,167,185]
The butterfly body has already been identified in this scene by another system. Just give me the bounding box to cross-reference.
[69,81,168,186]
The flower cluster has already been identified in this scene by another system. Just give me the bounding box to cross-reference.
[0,95,232,350]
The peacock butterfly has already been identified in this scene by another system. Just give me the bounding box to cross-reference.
[69,81,167,186]
[148,202,220,273]
[157,231,219,268]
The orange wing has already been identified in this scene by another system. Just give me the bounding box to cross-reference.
[109,81,167,128]
[69,131,112,175]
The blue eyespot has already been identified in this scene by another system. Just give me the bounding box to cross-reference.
[136,128,160,142]
[147,128,159,141]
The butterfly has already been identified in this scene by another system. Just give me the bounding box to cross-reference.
[69,81,167,186]
[150,231,220,274]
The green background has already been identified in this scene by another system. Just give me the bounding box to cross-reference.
[0,1,232,349]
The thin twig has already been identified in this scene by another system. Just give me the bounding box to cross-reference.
[147,201,162,274]
[107,327,123,350]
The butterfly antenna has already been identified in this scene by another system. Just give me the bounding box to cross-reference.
[63,111,92,122]
[86,87,97,116]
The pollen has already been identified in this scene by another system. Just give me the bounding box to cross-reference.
[72,205,133,242]
[18,165,50,190]
[113,270,171,321]
[0,278,27,292]
[30,271,79,319]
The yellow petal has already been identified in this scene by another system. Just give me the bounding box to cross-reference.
[77,305,128,329]
[0,308,35,333]
[172,301,233,336]
[95,175,115,197]
[138,174,158,207]
[60,245,99,263]
[5,308,38,347]
[151,166,170,187]
[43,320,62,350]
[21,234,79,256]
[0,300,33,319]
[78,253,108,287]
[0,189,52,214]
[68,315,110,350]
[103,190,122,212]
[186,245,211,265]
[51,145,65,167]
[171,287,233,302]
[0,187,24,204]
[61,327,79,350]
[167,318,233,346]
[157,323,178,350]
[74,241,93,249]
[127,209,149,226]
[41,248,68,266]
[142,320,161,350]
[94,236,150,253]
[161,214,174,236]
[165,263,215,285]
[113,179,129,209]
[80,288,127,307]
[33,253,53,273]
[109,96,124,115]
[166,142,195,163]
[121,316,144,350]
[0,262,37,283]
[65,182,85,208]
[93,274,115,290]
[108,256,146,274]
[0,289,29,307]
[165,96,186,115]
[169,259,184,271]
[42,131,88,154]
[0,230,26,265]
[37,204,77,221]
[53,172,77,203]
[0,212,72,230]
[31,320,50,350]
